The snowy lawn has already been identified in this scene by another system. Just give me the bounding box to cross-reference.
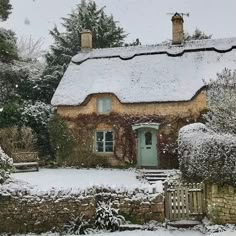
[15,229,236,236]
[86,230,236,236]
[8,168,163,194]
[89,230,203,236]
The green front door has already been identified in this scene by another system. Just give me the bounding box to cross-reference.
[138,128,158,167]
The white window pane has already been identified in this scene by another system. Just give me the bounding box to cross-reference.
[97,99,104,113]
[97,98,111,113]
[104,99,111,113]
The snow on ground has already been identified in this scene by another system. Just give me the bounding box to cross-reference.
[88,229,203,236]
[88,230,236,236]
[11,228,236,236]
[7,168,163,195]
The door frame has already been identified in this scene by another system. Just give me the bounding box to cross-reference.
[132,123,160,168]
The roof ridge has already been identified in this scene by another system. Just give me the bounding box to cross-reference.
[72,37,236,64]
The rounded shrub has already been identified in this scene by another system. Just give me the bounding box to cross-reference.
[178,123,236,186]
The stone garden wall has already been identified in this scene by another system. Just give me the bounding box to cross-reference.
[206,184,236,224]
[0,188,164,234]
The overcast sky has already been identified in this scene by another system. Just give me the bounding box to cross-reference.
[3,0,236,49]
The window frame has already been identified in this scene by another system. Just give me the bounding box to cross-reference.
[95,130,114,153]
[97,98,112,114]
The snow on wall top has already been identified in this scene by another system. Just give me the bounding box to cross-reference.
[51,38,236,106]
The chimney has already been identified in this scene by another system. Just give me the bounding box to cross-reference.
[171,13,184,45]
[81,29,92,50]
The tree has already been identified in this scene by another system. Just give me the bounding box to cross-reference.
[0,0,12,22]
[39,0,127,103]
[0,28,18,62]
[125,38,141,47]
[203,69,236,135]
[0,60,44,105]
[184,28,212,41]
[17,36,44,61]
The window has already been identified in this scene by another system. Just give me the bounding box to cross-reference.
[97,98,111,114]
[145,131,152,145]
[96,131,113,153]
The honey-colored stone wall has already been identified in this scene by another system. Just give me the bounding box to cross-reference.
[206,184,236,224]
[0,189,164,234]
[57,92,206,119]
[54,92,206,169]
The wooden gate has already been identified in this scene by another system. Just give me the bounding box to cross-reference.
[164,182,206,221]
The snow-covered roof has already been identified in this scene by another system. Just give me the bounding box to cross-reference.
[51,38,236,106]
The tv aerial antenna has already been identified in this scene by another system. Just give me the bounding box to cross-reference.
[167,12,190,18]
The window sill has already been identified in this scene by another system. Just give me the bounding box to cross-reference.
[97,112,111,115]
[95,152,114,155]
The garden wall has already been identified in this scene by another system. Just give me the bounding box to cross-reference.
[0,188,164,234]
[206,184,236,224]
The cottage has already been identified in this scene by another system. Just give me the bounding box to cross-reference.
[51,14,236,168]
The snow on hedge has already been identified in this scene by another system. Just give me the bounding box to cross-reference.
[178,123,236,185]
[0,147,13,184]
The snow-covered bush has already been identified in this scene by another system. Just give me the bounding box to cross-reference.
[0,126,36,155]
[95,201,125,232]
[21,101,54,156]
[178,123,236,185]
[0,147,13,183]
[64,214,93,235]
[21,101,53,129]
[204,68,236,135]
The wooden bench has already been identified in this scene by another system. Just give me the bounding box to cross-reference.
[12,152,39,172]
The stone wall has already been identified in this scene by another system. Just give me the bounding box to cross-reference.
[0,189,164,234]
[206,184,236,224]
[57,92,206,119]
[54,92,206,168]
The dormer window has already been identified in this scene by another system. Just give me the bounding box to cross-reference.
[97,98,112,114]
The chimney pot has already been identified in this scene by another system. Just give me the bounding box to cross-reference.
[81,29,92,50]
[171,13,184,45]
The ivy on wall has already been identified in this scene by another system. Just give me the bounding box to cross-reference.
[50,112,197,168]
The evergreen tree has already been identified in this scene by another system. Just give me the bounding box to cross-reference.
[39,0,127,103]
[184,28,212,41]
[0,0,17,62]
[0,0,12,22]
[0,28,18,62]
[125,38,141,47]
[203,68,236,135]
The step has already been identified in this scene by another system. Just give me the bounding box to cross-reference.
[166,220,201,228]
[143,172,167,176]
[138,169,179,184]
[120,224,143,231]
[144,174,168,178]
[145,177,167,181]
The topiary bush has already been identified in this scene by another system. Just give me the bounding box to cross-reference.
[0,147,13,184]
[178,123,236,186]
